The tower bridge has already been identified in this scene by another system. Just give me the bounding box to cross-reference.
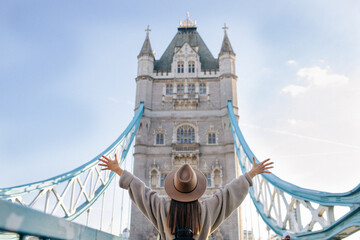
[1,14,359,240]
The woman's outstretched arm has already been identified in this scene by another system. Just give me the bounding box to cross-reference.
[98,154,123,176]
[204,157,273,233]
[98,154,167,236]
[248,157,274,178]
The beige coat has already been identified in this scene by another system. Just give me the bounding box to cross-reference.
[119,170,253,240]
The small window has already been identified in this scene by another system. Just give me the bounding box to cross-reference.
[160,173,167,187]
[208,133,216,144]
[188,84,195,94]
[166,84,173,95]
[177,61,184,73]
[204,173,212,187]
[156,133,164,145]
[188,61,195,73]
[199,83,207,95]
[177,84,184,94]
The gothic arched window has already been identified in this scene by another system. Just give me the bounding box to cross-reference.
[177,61,184,73]
[188,61,195,73]
[199,83,207,95]
[188,83,195,94]
[156,133,164,145]
[204,173,212,187]
[208,132,216,144]
[177,125,195,144]
[166,84,173,95]
[177,84,184,94]
[160,173,167,187]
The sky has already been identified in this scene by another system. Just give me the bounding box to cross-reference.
[1,0,360,238]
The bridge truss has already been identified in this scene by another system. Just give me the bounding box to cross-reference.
[1,101,359,239]
[0,103,144,239]
[228,100,360,239]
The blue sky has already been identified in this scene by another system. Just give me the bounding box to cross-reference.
[1,1,360,236]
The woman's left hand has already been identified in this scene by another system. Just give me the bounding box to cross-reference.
[248,157,273,178]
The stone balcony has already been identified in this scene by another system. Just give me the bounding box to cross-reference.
[172,93,199,109]
[171,143,200,168]
[172,142,199,152]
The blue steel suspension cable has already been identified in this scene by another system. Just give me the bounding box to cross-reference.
[0,103,144,199]
[0,103,144,222]
[227,101,360,206]
[227,100,360,239]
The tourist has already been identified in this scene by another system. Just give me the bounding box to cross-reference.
[99,155,273,239]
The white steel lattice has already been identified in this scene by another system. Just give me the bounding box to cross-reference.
[0,102,144,236]
[228,101,360,239]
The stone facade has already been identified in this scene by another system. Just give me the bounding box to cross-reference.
[131,15,240,240]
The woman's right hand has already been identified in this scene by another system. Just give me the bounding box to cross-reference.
[98,153,123,176]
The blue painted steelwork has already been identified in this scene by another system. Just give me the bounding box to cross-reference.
[0,199,127,240]
[227,100,360,239]
[0,103,144,225]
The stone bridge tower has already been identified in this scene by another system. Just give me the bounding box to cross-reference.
[132,14,240,239]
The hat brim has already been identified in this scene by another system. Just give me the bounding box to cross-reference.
[164,168,207,202]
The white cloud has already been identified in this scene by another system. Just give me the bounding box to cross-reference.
[241,122,360,150]
[282,65,349,96]
[281,84,307,96]
[286,60,297,65]
[297,66,348,87]
[288,119,297,125]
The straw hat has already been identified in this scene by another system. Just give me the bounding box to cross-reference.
[164,164,207,202]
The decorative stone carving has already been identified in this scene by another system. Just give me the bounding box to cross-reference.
[171,143,200,169]
[149,163,160,188]
[212,160,223,187]
[179,12,196,28]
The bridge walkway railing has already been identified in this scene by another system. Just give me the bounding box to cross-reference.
[0,199,128,240]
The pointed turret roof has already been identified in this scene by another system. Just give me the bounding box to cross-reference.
[154,13,218,72]
[138,25,154,58]
[219,24,235,56]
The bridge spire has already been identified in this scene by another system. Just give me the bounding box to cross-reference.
[222,23,229,33]
[145,25,151,36]
[219,23,235,56]
[138,25,154,58]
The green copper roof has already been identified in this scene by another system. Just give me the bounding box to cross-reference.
[154,27,219,72]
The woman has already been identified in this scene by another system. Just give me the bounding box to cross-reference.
[99,154,273,239]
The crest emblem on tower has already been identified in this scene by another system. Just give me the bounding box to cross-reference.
[179,12,196,28]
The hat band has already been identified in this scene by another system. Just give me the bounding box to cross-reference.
[173,179,198,193]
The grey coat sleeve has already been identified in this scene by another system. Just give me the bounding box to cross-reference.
[119,170,167,230]
[203,173,253,233]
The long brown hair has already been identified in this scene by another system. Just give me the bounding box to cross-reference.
[167,199,202,235]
